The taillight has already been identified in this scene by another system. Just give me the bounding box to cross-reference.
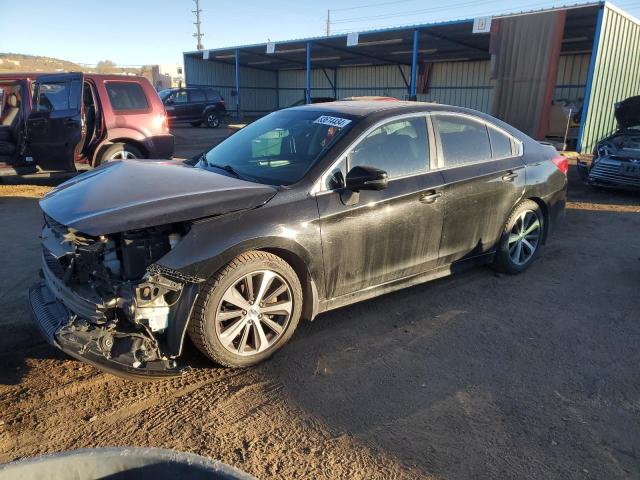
[552,156,569,175]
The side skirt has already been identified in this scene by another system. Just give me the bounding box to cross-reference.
[319,252,494,314]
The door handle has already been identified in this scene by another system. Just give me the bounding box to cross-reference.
[502,172,519,182]
[419,191,443,204]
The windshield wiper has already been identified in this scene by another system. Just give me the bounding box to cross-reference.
[208,163,246,180]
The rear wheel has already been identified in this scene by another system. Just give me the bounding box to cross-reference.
[98,143,143,165]
[204,111,220,128]
[188,251,302,367]
[493,200,544,274]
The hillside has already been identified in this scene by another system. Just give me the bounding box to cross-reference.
[0,53,152,78]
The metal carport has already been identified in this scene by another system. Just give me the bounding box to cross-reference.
[184,2,640,152]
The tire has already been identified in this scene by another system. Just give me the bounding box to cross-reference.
[492,199,544,274]
[98,143,144,165]
[204,111,220,128]
[190,121,202,127]
[188,251,303,368]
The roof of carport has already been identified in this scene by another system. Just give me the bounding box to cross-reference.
[183,3,601,71]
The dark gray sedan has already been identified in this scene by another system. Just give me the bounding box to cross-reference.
[30,101,567,378]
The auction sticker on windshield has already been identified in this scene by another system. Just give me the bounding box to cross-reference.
[313,116,352,128]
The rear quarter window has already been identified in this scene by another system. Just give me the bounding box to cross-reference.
[205,89,221,101]
[105,82,149,111]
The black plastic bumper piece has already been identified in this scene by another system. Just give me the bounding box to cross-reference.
[29,282,188,380]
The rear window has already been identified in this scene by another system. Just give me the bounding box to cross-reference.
[105,82,149,111]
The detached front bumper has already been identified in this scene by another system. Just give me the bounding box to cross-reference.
[29,281,186,380]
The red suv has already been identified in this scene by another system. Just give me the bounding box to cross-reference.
[0,72,174,174]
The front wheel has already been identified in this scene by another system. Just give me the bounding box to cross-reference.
[188,251,303,367]
[492,200,544,274]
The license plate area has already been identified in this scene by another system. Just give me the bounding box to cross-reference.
[619,162,640,177]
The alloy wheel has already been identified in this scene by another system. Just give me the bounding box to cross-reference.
[508,210,541,266]
[215,270,293,356]
[207,113,220,128]
[109,150,137,160]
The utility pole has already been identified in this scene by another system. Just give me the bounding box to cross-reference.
[193,0,204,50]
[326,9,331,36]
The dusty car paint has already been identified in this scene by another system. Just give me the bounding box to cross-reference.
[30,101,567,378]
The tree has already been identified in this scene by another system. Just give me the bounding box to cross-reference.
[96,60,117,73]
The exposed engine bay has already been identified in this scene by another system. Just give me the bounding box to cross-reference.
[579,129,640,190]
[595,131,640,160]
[35,215,200,377]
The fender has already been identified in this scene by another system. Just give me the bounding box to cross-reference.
[156,193,326,309]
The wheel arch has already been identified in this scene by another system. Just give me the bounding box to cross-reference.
[93,138,149,165]
[524,196,549,244]
[259,246,320,322]
[173,235,323,322]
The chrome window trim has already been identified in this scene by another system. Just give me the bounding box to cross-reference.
[311,112,432,195]
[430,111,524,172]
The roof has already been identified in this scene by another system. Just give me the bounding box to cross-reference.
[184,3,602,71]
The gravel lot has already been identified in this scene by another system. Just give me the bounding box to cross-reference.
[0,129,638,479]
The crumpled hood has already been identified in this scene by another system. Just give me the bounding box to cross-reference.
[615,96,640,130]
[40,160,278,236]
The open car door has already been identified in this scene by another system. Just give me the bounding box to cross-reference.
[27,73,83,171]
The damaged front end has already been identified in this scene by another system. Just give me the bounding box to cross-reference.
[29,215,200,378]
[579,131,640,189]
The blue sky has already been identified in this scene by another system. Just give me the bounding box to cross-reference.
[2,0,640,65]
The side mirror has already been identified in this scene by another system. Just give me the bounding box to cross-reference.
[165,98,174,105]
[345,165,388,191]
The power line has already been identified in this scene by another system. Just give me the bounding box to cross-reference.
[332,0,423,12]
[330,0,599,31]
[332,0,502,24]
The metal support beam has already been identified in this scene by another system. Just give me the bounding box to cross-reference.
[410,29,419,98]
[398,65,409,90]
[235,48,241,120]
[577,4,605,152]
[333,68,338,99]
[306,42,312,104]
[322,68,336,92]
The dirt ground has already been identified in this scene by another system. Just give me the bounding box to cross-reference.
[0,136,639,478]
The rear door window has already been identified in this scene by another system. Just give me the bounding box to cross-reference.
[350,117,429,178]
[434,114,491,167]
[105,82,149,111]
[35,81,80,112]
[189,89,205,102]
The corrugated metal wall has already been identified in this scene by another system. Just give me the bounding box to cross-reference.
[555,53,590,102]
[185,52,591,120]
[184,54,278,113]
[579,5,640,152]
[278,62,494,111]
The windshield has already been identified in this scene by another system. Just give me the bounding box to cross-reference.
[199,109,355,185]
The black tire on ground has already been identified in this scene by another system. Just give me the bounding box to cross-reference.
[97,143,144,165]
[204,111,220,128]
[492,199,545,274]
[188,251,303,368]
[190,121,202,127]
